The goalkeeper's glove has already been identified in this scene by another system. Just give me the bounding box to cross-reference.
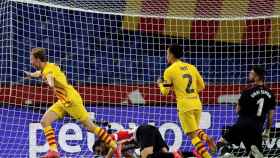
[262,129,270,139]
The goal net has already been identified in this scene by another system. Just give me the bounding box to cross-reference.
[0,0,279,157]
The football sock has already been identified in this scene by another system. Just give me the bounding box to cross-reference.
[197,129,209,141]
[92,126,117,149]
[192,137,211,158]
[111,130,133,141]
[44,126,58,152]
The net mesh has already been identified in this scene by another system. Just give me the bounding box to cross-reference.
[0,0,280,157]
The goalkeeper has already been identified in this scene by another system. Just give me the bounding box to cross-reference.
[217,66,276,158]
[24,48,117,158]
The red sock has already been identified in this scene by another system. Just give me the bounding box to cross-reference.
[112,130,133,141]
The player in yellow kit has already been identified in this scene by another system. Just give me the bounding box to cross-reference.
[24,48,117,158]
[158,45,216,158]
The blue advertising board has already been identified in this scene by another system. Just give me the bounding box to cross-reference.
[0,104,279,158]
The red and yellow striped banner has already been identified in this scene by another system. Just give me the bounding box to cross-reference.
[122,0,280,45]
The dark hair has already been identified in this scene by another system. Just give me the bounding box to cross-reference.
[32,48,47,62]
[168,44,183,59]
[252,65,265,81]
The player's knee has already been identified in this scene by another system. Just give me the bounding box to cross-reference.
[80,118,95,130]
[40,118,50,127]
[83,122,91,130]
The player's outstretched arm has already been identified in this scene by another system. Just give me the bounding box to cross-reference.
[24,70,41,78]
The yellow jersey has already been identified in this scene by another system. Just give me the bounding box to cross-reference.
[41,62,79,104]
[159,60,205,112]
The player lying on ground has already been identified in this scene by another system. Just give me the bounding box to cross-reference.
[24,48,117,158]
[99,124,183,158]
[217,65,276,158]
[93,137,138,158]
[157,44,216,158]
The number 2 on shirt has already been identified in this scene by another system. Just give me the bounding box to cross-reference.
[182,74,194,93]
[257,98,264,116]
